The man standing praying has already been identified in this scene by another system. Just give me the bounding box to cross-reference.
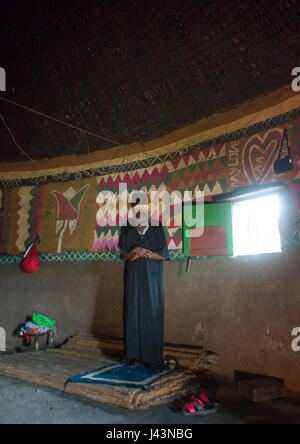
[120,205,170,370]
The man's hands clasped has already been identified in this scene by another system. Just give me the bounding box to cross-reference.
[130,246,152,262]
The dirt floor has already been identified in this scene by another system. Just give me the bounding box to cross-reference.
[1,375,300,424]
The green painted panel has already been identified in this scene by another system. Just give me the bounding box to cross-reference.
[183,203,233,257]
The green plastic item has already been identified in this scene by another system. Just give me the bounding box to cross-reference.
[32,313,56,329]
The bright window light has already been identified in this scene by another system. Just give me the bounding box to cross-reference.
[232,194,282,256]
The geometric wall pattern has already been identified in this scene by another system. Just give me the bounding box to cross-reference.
[0,113,300,261]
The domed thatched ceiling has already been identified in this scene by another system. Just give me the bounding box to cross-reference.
[0,0,299,162]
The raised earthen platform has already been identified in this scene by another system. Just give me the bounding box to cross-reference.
[64,332,219,371]
[0,335,208,409]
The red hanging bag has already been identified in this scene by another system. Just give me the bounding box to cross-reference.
[22,235,40,273]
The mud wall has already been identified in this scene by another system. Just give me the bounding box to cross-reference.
[0,246,299,391]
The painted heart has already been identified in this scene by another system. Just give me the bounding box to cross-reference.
[242,130,283,184]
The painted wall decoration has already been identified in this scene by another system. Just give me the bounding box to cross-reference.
[92,121,300,257]
[0,109,300,261]
[226,123,300,191]
[52,185,89,253]
[0,179,97,255]
[0,185,44,255]
[225,120,300,220]
[93,144,227,254]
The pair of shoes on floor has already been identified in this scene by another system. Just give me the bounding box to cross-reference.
[171,392,219,416]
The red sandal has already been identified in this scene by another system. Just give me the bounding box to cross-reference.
[190,395,205,411]
[195,392,219,409]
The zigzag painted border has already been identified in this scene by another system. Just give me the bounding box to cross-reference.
[1,227,299,265]
[15,187,35,252]
[96,150,227,192]
[1,106,300,190]
[0,249,186,264]
[0,190,11,252]
[2,228,300,265]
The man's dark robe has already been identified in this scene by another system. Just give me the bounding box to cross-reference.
[120,225,170,368]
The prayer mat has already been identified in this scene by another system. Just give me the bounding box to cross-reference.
[67,358,178,391]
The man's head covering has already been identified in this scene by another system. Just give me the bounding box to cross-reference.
[130,203,149,230]
[133,203,149,215]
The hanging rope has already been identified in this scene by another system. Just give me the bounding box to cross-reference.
[0,96,153,165]
[0,97,123,146]
[0,113,36,163]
